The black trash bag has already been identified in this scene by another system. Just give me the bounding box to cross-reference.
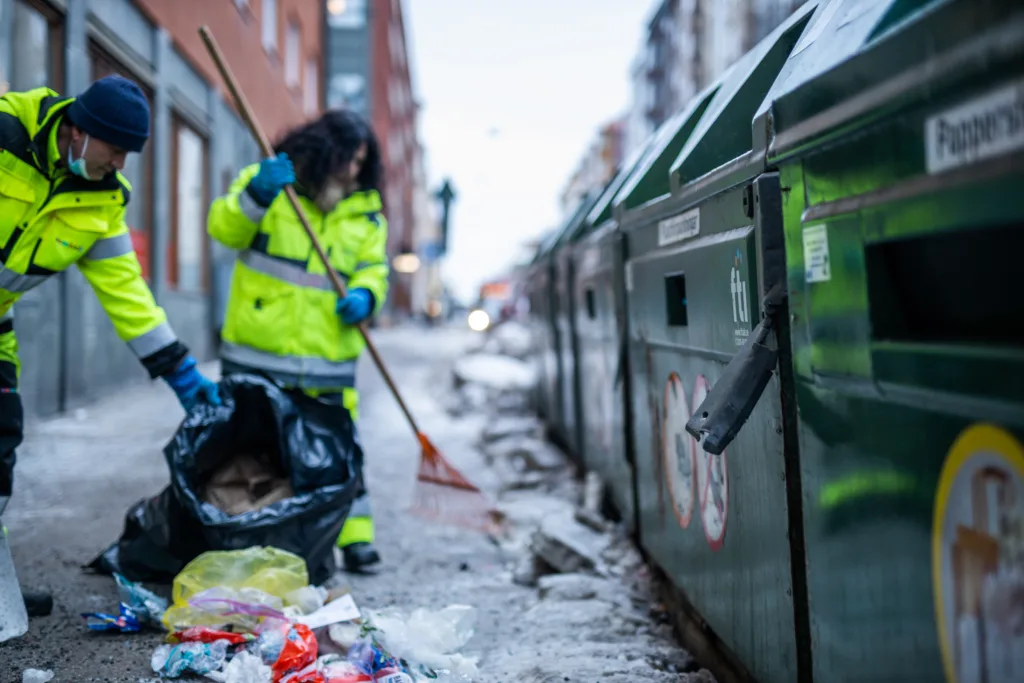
[88,373,361,585]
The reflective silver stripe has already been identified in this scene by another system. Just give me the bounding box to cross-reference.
[349,492,372,518]
[354,261,386,271]
[127,321,178,358]
[0,265,52,293]
[238,250,347,291]
[238,189,268,223]
[221,342,357,389]
[83,232,134,261]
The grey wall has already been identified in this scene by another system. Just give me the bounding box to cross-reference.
[1,0,259,417]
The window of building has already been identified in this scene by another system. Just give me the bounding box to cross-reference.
[285,21,300,87]
[4,0,62,92]
[326,0,366,29]
[327,73,367,112]
[89,44,154,279]
[261,0,278,54]
[170,118,208,293]
[303,59,319,116]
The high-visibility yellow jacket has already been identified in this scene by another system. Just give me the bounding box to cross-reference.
[207,163,389,403]
[0,87,187,380]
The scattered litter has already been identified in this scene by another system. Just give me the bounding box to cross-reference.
[170,626,255,645]
[206,651,272,683]
[151,639,230,677]
[21,670,55,683]
[361,605,480,681]
[297,594,361,630]
[82,603,142,633]
[163,585,289,632]
[256,622,319,680]
[115,572,168,627]
[286,585,329,616]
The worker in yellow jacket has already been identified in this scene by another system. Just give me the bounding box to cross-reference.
[208,109,389,573]
[0,77,220,617]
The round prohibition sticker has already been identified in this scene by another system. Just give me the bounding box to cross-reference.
[694,374,728,550]
[933,423,1024,683]
[662,372,696,529]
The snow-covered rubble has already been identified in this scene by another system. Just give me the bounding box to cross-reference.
[445,325,717,683]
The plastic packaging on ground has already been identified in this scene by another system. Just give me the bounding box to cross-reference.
[163,585,289,632]
[204,651,273,683]
[0,524,29,643]
[361,605,480,681]
[81,603,142,633]
[171,625,255,645]
[115,572,168,627]
[21,670,55,683]
[151,639,231,677]
[256,622,320,680]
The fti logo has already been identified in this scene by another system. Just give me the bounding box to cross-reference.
[730,248,749,326]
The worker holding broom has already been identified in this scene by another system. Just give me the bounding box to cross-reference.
[207,108,388,574]
[0,76,221,624]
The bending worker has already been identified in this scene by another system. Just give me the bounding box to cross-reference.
[0,78,220,615]
[207,109,388,574]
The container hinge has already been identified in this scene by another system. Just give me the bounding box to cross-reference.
[685,282,786,454]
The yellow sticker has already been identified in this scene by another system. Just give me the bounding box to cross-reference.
[933,423,1024,683]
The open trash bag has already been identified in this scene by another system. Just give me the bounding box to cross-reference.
[89,374,362,585]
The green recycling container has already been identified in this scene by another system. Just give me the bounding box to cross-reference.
[523,248,553,420]
[551,193,604,462]
[569,137,660,526]
[619,4,819,682]
[765,1,1024,681]
[531,230,564,435]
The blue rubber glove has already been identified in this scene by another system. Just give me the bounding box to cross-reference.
[246,153,296,207]
[336,288,374,325]
[163,356,222,412]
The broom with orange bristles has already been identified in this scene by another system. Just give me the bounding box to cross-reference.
[198,26,499,535]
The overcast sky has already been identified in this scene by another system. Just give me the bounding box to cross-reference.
[405,0,654,303]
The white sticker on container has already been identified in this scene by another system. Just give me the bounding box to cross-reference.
[925,80,1024,175]
[624,261,634,292]
[802,224,831,283]
[657,208,700,247]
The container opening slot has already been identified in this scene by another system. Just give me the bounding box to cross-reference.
[665,272,688,327]
[866,222,1023,347]
[585,288,597,320]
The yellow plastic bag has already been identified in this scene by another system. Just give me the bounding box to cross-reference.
[161,547,309,631]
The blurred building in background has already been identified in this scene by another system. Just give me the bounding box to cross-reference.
[624,0,805,157]
[559,118,625,222]
[0,0,324,417]
[325,0,429,322]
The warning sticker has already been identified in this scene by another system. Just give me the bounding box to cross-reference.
[933,423,1024,683]
[925,80,1024,175]
[662,373,696,530]
[802,224,831,283]
[694,375,728,550]
[658,208,700,247]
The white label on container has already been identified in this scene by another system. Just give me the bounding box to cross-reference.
[624,261,634,292]
[802,224,831,283]
[657,208,700,247]
[925,80,1024,174]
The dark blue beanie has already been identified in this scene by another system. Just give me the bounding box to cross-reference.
[67,75,150,153]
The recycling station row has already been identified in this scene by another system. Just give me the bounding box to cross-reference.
[521,1,1024,682]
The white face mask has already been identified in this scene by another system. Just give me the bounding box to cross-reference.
[316,180,345,213]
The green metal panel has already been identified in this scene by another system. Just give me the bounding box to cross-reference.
[623,6,822,683]
[772,1,1024,681]
[613,83,721,214]
[573,223,636,526]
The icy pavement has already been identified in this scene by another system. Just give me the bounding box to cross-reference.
[0,322,708,681]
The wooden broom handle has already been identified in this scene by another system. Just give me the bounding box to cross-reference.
[198,25,423,436]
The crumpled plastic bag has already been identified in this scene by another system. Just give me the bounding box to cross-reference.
[162,585,288,632]
[204,651,272,683]
[362,605,479,681]
[162,547,307,631]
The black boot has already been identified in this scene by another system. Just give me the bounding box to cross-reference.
[342,542,381,573]
[23,589,53,617]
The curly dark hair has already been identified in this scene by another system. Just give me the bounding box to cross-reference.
[273,109,384,200]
